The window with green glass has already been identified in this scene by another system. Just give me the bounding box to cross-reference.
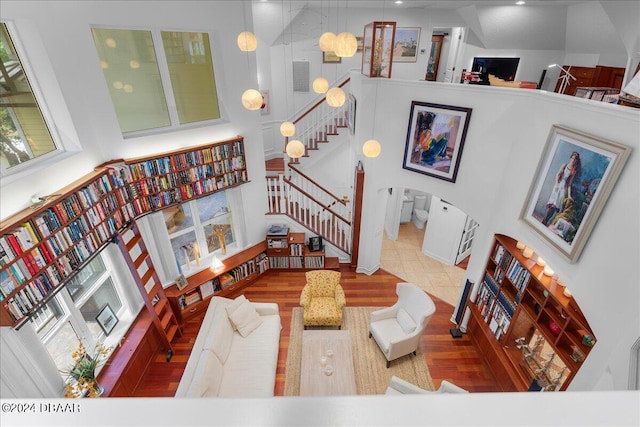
[0,23,57,171]
[91,28,220,134]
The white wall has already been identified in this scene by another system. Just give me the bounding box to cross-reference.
[351,71,639,391]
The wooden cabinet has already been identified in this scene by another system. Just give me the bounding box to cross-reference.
[165,241,269,325]
[0,136,249,327]
[361,21,396,78]
[555,65,625,96]
[267,229,331,271]
[467,234,596,391]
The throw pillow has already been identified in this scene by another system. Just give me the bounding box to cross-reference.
[396,308,417,334]
[227,299,263,337]
[225,294,248,319]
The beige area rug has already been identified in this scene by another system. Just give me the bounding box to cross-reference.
[284,307,434,396]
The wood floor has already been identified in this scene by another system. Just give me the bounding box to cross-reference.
[134,266,500,397]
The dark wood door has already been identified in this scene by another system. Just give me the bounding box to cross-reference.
[425,34,444,81]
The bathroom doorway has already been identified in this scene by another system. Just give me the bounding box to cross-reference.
[381,187,477,306]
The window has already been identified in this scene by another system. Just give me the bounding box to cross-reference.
[0,23,57,172]
[91,28,221,135]
[31,252,136,374]
[164,192,235,270]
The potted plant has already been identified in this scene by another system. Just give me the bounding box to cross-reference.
[61,342,112,398]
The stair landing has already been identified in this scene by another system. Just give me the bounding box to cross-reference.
[266,157,284,174]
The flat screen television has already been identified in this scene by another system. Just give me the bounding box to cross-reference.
[471,57,520,81]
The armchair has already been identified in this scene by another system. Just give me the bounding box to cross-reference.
[385,376,468,395]
[299,270,346,329]
[369,282,436,367]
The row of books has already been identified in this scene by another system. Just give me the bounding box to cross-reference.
[488,300,512,342]
[289,257,303,268]
[268,256,289,268]
[3,269,60,321]
[305,256,324,269]
[228,258,257,282]
[256,253,269,274]
[289,243,304,256]
[504,258,532,292]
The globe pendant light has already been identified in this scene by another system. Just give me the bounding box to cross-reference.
[313,77,329,94]
[319,32,336,52]
[280,121,295,137]
[363,139,381,158]
[334,32,357,57]
[237,31,257,52]
[285,139,305,158]
[326,87,346,107]
[241,89,263,110]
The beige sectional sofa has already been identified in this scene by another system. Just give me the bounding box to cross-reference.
[175,295,282,398]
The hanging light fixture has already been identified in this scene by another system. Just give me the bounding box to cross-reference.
[285,139,305,158]
[242,89,263,110]
[326,87,345,107]
[319,32,337,52]
[313,77,329,94]
[363,139,381,158]
[280,121,295,137]
[237,31,257,52]
[334,32,357,57]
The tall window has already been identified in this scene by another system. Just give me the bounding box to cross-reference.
[91,28,221,135]
[164,192,235,270]
[31,252,134,374]
[0,23,57,172]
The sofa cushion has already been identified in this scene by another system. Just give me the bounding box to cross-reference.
[185,350,223,397]
[228,298,263,337]
[396,308,417,334]
[225,294,247,319]
[203,304,235,364]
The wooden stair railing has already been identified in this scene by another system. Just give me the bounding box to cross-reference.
[266,173,352,255]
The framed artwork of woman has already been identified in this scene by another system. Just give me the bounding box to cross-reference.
[521,125,631,262]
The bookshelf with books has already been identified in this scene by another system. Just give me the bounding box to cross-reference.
[466,234,597,392]
[165,241,269,324]
[266,228,327,271]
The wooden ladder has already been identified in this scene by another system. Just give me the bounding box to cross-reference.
[116,222,181,361]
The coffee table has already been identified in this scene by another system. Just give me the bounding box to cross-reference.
[299,330,357,396]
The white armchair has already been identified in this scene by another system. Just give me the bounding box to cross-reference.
[369,282,436,368]
[385,376,469,395]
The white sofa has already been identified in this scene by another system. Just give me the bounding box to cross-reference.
[385,376,469,395]
[175,296,282,398]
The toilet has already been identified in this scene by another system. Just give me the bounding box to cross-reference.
[400,194,414,224]
[412,195,429,229]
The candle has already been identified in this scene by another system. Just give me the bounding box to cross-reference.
[176,259,183,275]
[523,247,534,258]
[320,356,327,367]
[543,265,554,276]
[536,257,546,267]
[516,241,526,250]
[563,288,573,298]
[194,243,201,266]
[183,248,191,268]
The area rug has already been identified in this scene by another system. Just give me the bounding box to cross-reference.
[284,306,435,396]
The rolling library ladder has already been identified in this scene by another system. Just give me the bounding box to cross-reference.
[116,222,181,361]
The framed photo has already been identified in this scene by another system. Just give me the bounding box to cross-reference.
[521,125,631,262]
[402,101,472,182]
[347,94,356,135]
[176,274,188,290]
[323,51,341,64]
[393,27,420,63]
[96,304,118,336]
[260,90,269,116]
[356,36,364,53]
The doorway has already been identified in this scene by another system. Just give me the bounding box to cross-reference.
[425,34,444,81]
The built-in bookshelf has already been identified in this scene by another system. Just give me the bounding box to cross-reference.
[165,241,269,324]
[266,228,330,271]
[466,234,596,392]
[0,136,249,328]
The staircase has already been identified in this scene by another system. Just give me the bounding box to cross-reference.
[265,77,357,257]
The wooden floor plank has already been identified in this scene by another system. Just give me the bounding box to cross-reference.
[134,266,500,397]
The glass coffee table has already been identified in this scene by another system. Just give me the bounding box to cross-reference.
[299,329,357,396]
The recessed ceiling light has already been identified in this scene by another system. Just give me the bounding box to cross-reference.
[395,1,404,4]
[516,1,526,5]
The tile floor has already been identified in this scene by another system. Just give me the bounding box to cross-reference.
[380,221,466,306]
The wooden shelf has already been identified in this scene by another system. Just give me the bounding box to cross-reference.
[467,234,596,391]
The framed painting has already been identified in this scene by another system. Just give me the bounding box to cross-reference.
[521,125,631,262]
[323,51,341,64]
[402,101,472,182]
[96,304,118,336]
[393,27,420,63]
[347,93,356,135]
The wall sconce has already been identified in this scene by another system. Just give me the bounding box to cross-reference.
[522,247,534,258]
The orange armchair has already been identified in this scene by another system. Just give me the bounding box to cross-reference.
[299,270,346,329]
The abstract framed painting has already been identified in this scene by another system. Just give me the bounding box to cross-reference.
[520,125,631,262]
[402,101,472,182]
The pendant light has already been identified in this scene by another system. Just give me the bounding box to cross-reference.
[326,87,345,107]
[280,121,295,137]
[285,139,305,158]
[334,32,357,57]
[319,32,336,52]
[237,31,257,52]
[313,77,329,94]
[280,3,296,138]
[363,139,381,158]
[240,4,260,110]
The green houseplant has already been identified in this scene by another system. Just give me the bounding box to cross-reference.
[61,342,112,398]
